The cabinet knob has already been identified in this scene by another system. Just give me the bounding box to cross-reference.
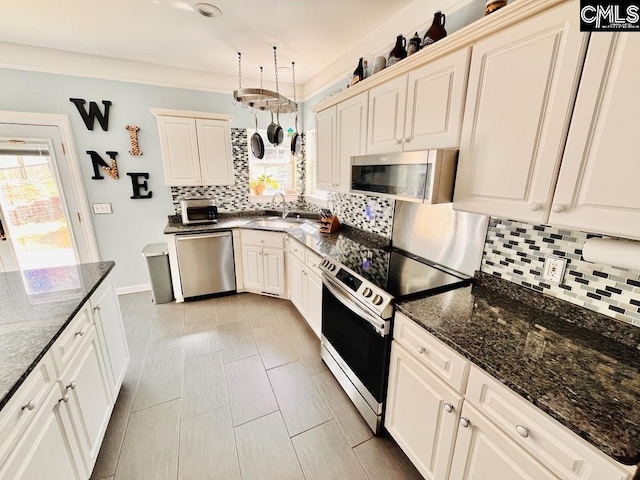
[261,239,265,243]
[58,394,70,404]
[529,203,541,212]
[66,381,77,391]
[395,139,402,145]
[93,305,101,312]
[416,345,425,354]
[444,403,454,413]
[75,328,85,337]
[460,417,470,428]
[402,137,409,144]
[552,204,565,213]
[516,424,530,438]
[21,399,36,411]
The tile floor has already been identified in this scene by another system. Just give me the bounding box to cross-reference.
[90,292,423,480]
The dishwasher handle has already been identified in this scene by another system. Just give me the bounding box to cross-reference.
[176,232,232,242]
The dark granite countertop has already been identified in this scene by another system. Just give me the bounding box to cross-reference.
[0,261,115,411]
[396,272,640,466]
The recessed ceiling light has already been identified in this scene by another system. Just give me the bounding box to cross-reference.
[193,2,222,17]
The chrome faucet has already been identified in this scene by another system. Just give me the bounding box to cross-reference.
[271,193,289,220]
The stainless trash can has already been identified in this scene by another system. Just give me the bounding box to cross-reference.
[142,243,174,304]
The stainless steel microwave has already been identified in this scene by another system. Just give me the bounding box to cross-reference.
[180,198,219,225]
[350,149,458,203]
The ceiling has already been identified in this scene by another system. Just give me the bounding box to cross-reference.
[0,0,414,86]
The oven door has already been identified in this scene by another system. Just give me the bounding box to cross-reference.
[321,276,391,404]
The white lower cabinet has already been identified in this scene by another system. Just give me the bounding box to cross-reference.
[449,403,556,480]
[385,341,462,480]
[240,232,287,297]
[288,240,322,337]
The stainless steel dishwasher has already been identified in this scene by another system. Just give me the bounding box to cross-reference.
[175,231,236,298]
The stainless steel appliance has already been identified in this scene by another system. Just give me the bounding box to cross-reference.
[350,149,457,203]
[318,248,471,433]
[181,197,219,225]
[175,232,236,298]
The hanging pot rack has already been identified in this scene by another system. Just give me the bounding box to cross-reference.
[233,47,298,114]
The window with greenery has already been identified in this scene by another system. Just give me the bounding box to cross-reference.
[248,129,296,197]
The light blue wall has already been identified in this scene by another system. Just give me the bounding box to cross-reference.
[0,68,297,289]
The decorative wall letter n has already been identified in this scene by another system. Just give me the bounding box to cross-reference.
[87,151,119,179]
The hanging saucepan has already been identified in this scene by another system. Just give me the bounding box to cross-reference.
[291,113,302,156]
[267,109,283,146]
[251,112,265,159]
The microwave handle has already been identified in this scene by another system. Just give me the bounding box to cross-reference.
[322,275,389,336]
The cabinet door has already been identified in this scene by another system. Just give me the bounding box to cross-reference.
[453,1,588,223]
[61,327,113,473]
[242,246,264,291]
[289,255,306,315]
[404,48,470,150]
[316,107,337,191]
[262,248,286,297]
[157,116,201,186]
[450,404,556,480]
[385,342,462,480]
[196,119,235,186]
[367,76,407,154]
[550,33,640,239]
[305,272,322,339]
[336,93,368,192]
[1,385,85,480]
[91,277,129,396]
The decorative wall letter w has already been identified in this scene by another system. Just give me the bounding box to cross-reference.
[70,98,112,131]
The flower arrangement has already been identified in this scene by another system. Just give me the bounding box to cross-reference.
[250,174,279,196]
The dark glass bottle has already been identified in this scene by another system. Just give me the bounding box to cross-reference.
[407,32,422,56]
[423,11,447,47]
[387,35,407,67]
[352,57,364,85]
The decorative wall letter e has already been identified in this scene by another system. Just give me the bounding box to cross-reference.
[127,173,153,199]
[70,98,112,131]
[87,151,119,180]
[125,125,143,155]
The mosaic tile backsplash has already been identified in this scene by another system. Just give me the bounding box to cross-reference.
[482,218,640,328]
[171,129,306,213]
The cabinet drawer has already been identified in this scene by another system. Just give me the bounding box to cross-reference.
[242,231,284,249]
[0,354,56,467]
[393,312,469,393]
[305,249,323,277]
[289,239,305,262]
[466,365,632,480]
[51,303,94,375]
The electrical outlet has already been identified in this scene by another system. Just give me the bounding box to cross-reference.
[92,203,113,215]
[543,256,567,283]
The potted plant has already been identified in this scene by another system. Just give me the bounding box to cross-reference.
[250,174,279,196]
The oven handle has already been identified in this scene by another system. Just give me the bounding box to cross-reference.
[322,276,390,337]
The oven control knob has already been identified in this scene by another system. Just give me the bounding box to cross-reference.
[363,288,373,298]
[329,264,337,272]
[321,259,327,267]
[372,295,383,306]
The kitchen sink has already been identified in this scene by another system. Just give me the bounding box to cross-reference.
[246,217,307,230]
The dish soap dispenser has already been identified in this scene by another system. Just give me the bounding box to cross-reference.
[423,11,447,47]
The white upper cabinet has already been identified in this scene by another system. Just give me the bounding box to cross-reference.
[153,109,234,187]
[550,33,640,239]
[367,49,470,154]
[453,1,588,224]
[336,93,368,193]
[316,106,336,192]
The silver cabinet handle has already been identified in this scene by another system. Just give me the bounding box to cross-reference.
[21,399,36,411]
[552,204,565,213]
[516,425,530,438]
[416,345,425,354]
[75,328,85,337]
[529,203,540,211]
[444,403,454,413]
[66,381,77,390]
[93,305,101,312]
[58,394,69,404]
[460,417,470,428]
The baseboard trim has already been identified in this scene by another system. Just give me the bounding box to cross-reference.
[116,284,150,295]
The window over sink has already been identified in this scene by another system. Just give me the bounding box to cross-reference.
[248,129,296,200]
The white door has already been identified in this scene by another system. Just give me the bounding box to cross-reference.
[316,107,337,191]
[242,246,263,291]
[336,93,368,193]
[550,32,640,239]
[453,1,588,223]
[289,255,305,314]
[0,125,86,273]
[385,342,462,480]
[196,119,234,186]
[449,404,556,480]
[305,271,322,338]
[367,75,407,154]
[157,116,200,186]
[262,247,286,296]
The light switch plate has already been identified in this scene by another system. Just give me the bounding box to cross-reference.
[543,256,566,283]
[92,203,113,214]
